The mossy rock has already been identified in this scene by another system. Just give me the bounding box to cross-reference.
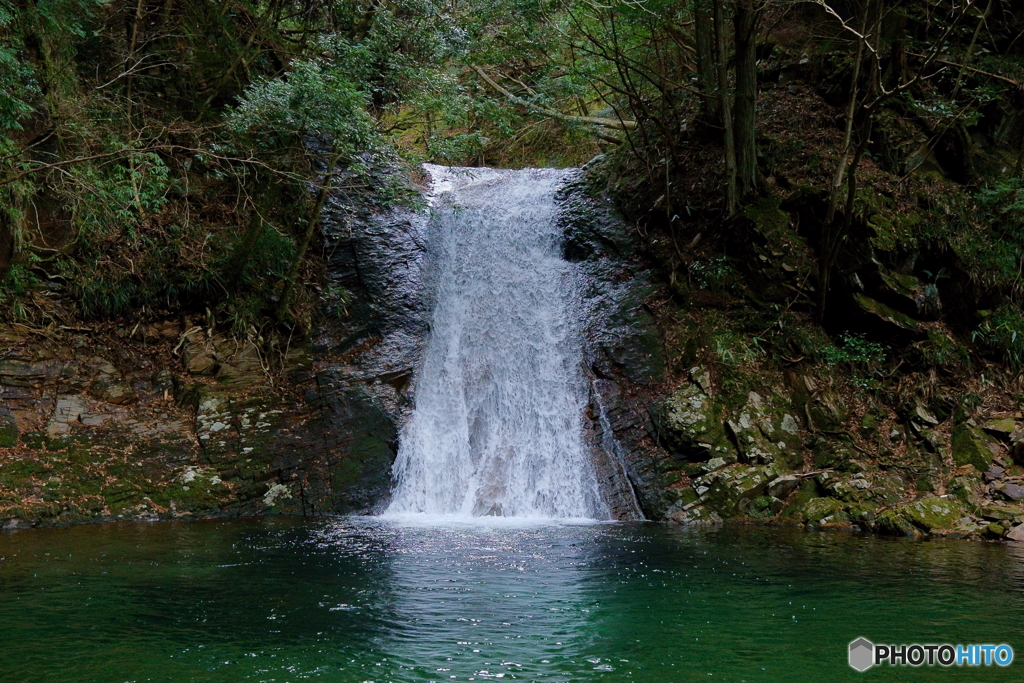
[878,496,966,535]
[979,503,1024,522]
[903,496,965,531]
[875,509,921,536]
[725,390,803,469]
[949,472,983,508]
[747,495,784,519]
[806,392,848,432]
[693,463,772,517]
[802,496,846,524]
[148,466,231,514]
[650,374,735,463]
[810,439,860,472]
[616,314,665,384]
[854,293,921,332]
[670,504,723,525]
[951,424,997,472]
[982,417,1016,438]
[818,472,872,503]
[778,479,822,522]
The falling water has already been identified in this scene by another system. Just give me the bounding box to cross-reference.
[385,165,608,519]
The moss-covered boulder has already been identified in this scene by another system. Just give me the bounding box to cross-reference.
[818,470,905,507]
[693,463,772,517]
[904,496,965,531]
[725,390,803,469]
[805,391,848,432]
[979,503,1024,523]
[877,496,966,535]
[809,438,861,471]
[951,424,998,472]
[948,469,984,508]
[669,504,723,525]
[650,371,735,463]
[802,496,846,524]
[854,293,921,333]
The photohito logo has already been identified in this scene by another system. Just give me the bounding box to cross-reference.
[849,638,1014,671]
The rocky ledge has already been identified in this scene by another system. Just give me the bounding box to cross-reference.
[562,157,1024,542]
[0,169,428,529]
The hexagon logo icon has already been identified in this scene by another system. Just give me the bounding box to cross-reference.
[849,638,874,672]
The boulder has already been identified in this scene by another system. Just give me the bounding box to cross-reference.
[854,293,921,333]
[983,417,1016,438]
[997,483,1024,502]
[45,394,88,438]
[670,505,723,525]
[725,390,803,468]
[767,474,801,499]
[180,328,218,375]
[984,466,1005,482]
[693,463,772,516]
[650,370,735,463]
[216,341,265,388]
[86,360,135,404]
[802,497,846,524]
[951,424,998,472]
[948,473,983,507]
[877,496,966,535]
[979,503,1023,522]
[876,269,938,318]
[903,496,965,532]
[1006,524,1024,542]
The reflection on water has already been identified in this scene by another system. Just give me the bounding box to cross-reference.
[1,518,1023,682]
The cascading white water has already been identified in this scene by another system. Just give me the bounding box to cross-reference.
[385,165,608,520]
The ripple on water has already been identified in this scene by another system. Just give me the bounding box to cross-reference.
[0,518,1023,682]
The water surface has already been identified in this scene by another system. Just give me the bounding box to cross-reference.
[1,518,1022,682]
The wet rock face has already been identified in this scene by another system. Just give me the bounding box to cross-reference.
[557,158,1024,539]
[560,161,812,521]
[558,162,665,520]
[0,169,428,527]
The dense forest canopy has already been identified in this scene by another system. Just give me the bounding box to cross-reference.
[3,0,1024,375]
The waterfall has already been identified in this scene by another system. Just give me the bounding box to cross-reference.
[385,165,608,520]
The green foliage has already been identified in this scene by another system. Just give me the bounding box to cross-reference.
[0,2,36,137]
[68,150,171,240]
[821,333,887,389]
[972,304,1024,370]
[913,330,970,371]
[0,262,39,319]
[821,332,886,366]
[689,256,734,291]
[227,60,378,159]
[965,177,1024,288]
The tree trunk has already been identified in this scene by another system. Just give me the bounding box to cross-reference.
[713,0,737,216]
[733,0,760,198]
[693,0,720,126]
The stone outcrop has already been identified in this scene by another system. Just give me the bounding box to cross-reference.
[560,157,1024,541]
[7,157,1024,543]
[0,171,428,528]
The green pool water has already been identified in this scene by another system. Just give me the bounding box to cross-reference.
[1,517,1022,682]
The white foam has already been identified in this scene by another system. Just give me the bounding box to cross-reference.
[385,166,609,520]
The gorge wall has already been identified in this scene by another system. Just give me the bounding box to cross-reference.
[5,158,1024,542]
[0,168,431,527]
